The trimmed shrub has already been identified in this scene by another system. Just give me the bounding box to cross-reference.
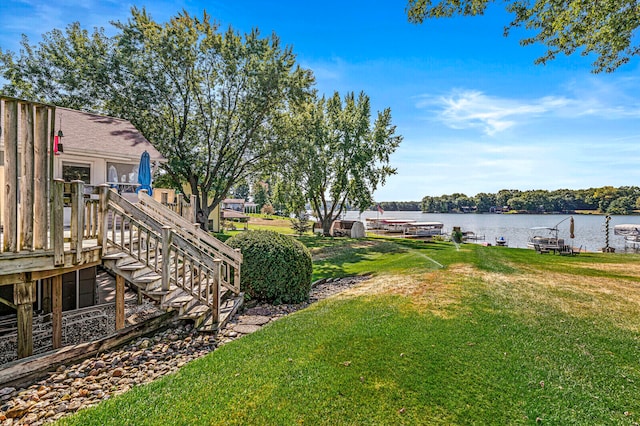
[226,230,312,304]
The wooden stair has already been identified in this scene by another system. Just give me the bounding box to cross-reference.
[103,250,242,332]
[100,190,243,333]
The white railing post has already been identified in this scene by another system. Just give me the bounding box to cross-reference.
[70,180,85,262]
[233,248,241,294]
[211,258,221,323]
[98,185,110,252]
[161,225,172,291]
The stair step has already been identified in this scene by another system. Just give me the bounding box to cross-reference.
[102,252,129,260]
[145,290,168,299]
[180,304,210,319]
[118,263,148,271]
[133,274,162,284]
[146,285,178,297]
[116,256,144,266]
[167,295,193,306]
[198,293,244,333]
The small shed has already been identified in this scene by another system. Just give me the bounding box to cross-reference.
[331,220,366,238]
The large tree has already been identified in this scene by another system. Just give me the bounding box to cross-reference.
[279,91,402,236]
[0,8,314,226]
[0,23,113,108]
[406,0,640,72]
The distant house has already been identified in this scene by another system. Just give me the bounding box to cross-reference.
[222,198,246,212]
[221,198,249,229]
[244,202,258,214]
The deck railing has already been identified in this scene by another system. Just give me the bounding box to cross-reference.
[157,192,196,224]
[100,187,241,319]
[137,191,242,294]
[1,97,54,255]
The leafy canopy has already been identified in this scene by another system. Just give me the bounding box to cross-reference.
[0,8,314,224]
[278,91,402,235]
[406,0,640,72]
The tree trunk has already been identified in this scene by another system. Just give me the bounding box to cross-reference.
[199,204,210,231]
[322,217,332,236]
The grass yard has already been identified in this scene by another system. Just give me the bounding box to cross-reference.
[60,236,640,425]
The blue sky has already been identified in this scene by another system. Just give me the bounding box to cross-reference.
[1,1,639,201]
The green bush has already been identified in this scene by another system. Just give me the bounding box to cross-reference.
[226,230,312,304]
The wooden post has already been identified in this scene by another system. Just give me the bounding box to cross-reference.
[161,226,172,291]
[52,275,62,349]
[190,195,197,223]
[3,99,18,253]
[20,102,35,251]
[34,105,49,250]
[93,200,99,238]
[52,179,65,265]
[70,180,85,262]
[211,259,221,323]
[234,248,242,294]
[15,280,36,358]
[177,194,184,217]
[138,189,148,207]
[41,278,52,314]
[116,275,125,330]
[97,184,110,252]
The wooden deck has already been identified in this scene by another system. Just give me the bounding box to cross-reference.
[0,97,243,362]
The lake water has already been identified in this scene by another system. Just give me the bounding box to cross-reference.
[342,211,640,253]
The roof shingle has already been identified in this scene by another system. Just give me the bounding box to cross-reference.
[54,107,164,161]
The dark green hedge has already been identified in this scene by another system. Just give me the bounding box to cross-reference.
[227,231,312,304]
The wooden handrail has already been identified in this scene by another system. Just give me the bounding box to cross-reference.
[137,191,242,264]
[103,188,239,296]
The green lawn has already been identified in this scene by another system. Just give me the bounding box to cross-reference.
[60,239,640,425]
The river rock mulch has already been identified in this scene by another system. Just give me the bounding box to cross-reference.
[0,276,369,425]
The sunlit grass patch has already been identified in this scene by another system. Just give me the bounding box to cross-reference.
[60,232,640,425]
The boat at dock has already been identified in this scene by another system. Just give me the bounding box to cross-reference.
[365,218,416,233]
[403,222,444,237]
[527,227,565,250]
[462,231,485,241]
[495,236,508,246]
[365,218,443,238]
[526,216,573,250]
[614,224,640,248]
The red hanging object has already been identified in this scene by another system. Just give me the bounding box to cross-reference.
[54,135,61,155]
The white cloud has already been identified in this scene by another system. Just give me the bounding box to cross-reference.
[416,85,640,136]
[416,89,570,135]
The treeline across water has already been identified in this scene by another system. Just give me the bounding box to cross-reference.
[416,186,640,214]
[375,201,422,211]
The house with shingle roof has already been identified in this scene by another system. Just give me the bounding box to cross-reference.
[0,106,166,231]
[52,107,165,192]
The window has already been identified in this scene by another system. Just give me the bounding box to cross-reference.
[62,163,91,183]
[107,162,139,184]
